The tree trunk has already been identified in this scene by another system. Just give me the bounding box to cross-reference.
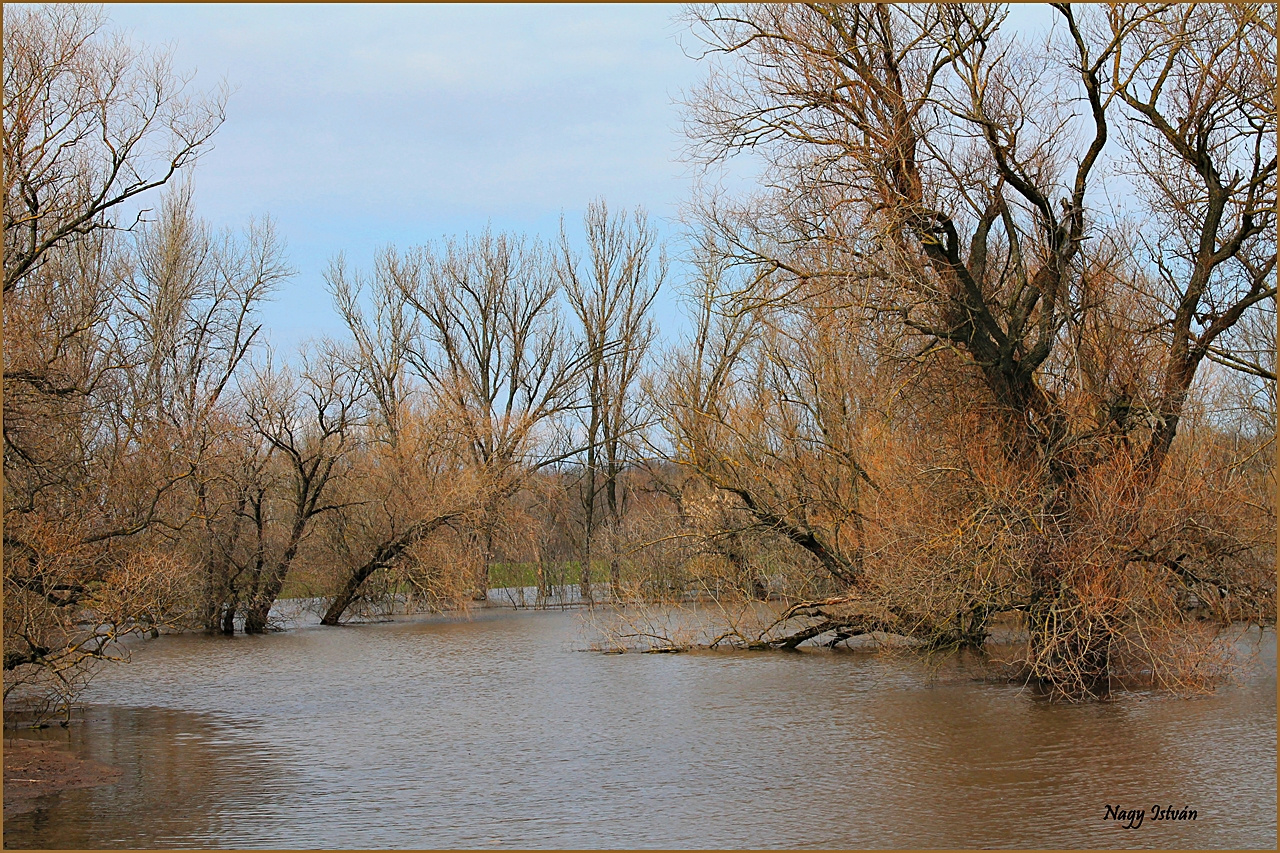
[579,551,593,606]
[580,441,599,606]
[535,562,548,606]
[321,514,457,626]
[243,535,302,634]
[242,599,272,634]
[321,562,379,626]
[1023,547,1114,701]
[476,521,495,602]
[201,566,221,633]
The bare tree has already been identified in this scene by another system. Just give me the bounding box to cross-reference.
[3,6,245,690]
[558,200,665,601]
[171,346,361,636]
[2,4,227,293]
[1106,4,1277,473]
[679,2,1275,697]
[114,184,289,632]
[656,228,862,590]
[316,255,479,625]
[327,250,420,448]
[236,348,365,633]
[394,231,582,598]
[3,184,283,706]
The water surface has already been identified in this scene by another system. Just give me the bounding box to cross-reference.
[4,609,1275,848]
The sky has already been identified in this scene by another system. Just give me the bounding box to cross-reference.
[101,3,1056,353]
[102,3,710,351]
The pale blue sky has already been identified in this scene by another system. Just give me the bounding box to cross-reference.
[103,3,1055,352]
[105,3,710,349]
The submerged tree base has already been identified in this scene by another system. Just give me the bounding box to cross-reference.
[586,595,1267,702]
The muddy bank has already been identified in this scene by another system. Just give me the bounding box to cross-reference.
[3,738,120,817]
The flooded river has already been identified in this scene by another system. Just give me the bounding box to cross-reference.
[4,608,1275,848]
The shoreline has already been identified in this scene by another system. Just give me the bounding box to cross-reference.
[3,737,121,817]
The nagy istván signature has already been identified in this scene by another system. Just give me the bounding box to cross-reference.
[1106,804,1198,829]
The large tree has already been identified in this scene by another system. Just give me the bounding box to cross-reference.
[678,2,1275,696]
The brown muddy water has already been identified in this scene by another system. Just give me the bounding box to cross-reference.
[3,608,1275,849]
